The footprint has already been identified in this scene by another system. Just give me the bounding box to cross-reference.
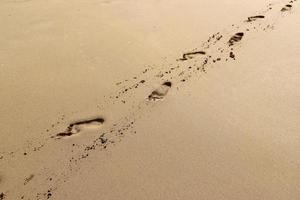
[24,174,34,185]
[0,193,4,200]
[178,51,206,61]
[246,15,265,22]
[228,32,244,46]
[53,118,105,139]
[229,52,236,60]
[148,81,172,101]
[281,4,292,11]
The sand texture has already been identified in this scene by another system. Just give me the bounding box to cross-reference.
[0,0,300,199]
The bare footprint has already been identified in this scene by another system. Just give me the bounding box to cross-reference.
[246,15,265,22]
[178,51,206,61]
[53,118,105,139]
[281,4,292,11]
[24,174,34,185]
[228,32,244,46]
[148,81,172,101]
[0,192,4,200]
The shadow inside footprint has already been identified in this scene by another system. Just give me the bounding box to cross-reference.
[281,4,292,11]
[148,81,172,101]
[246,15,265,22]
[228,32,244,46]
[54,118,105,139]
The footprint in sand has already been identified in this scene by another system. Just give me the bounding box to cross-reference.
[53,118,105,139]
[246,15,265,22]
[281,4,292,11]
[148,81,172,101]
[0,192,4,200]
[228,32,244,46]
[178,51,206,61]
[24,174,34,185]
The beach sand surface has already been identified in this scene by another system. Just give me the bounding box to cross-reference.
[0,0,299,199]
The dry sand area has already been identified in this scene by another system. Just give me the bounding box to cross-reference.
[1,0,300,199]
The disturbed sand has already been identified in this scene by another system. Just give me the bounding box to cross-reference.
[0,0,300,199]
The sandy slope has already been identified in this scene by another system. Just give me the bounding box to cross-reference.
[0,0,300,199]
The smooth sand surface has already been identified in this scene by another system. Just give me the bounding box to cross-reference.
[1,0,300,199]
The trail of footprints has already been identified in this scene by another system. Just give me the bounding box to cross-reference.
[0,0,298,199]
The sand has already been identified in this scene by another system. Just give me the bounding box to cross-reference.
[0,0,300,199]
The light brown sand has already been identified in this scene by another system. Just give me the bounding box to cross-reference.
[0,0,300,199]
